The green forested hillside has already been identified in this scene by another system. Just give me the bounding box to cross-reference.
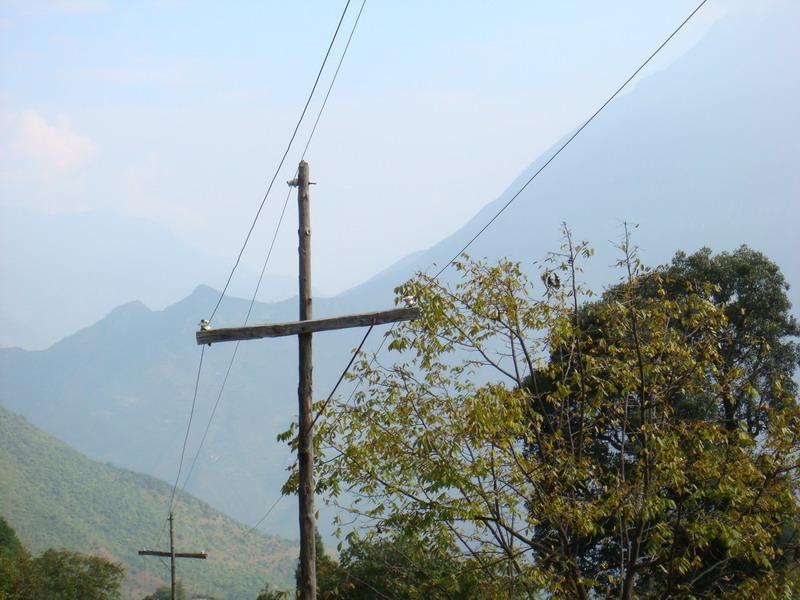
[0,406,297,599]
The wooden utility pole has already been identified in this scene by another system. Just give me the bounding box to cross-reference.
[196,160,419,600]
[139,512,207,600]
[296,159,316,600]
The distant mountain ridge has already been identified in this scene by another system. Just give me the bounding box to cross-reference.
[0,404,297,599]
[1,4,798,547]
[0,207,301,350]
[0,282,372,540]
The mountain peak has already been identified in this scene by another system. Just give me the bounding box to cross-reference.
[191,284,220,299]
[107,300,150,317]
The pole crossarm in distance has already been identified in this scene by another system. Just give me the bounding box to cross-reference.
[138,512,206,600]
[138,550,208,560]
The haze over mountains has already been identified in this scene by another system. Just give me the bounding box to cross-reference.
[1,2,798,549]
[0,207,302,350]
[347,4,799,307]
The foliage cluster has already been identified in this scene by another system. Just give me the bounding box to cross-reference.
[315,531,495,599]
[263,530,495,599]
[0,516,124,600]
[141,582,187,600]
[311,234,800,599]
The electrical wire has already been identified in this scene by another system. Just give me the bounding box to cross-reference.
[156,0,357,552]
[242,494,286,539]
[244,322,375,540]
[181,186,292,492]
[242,322,374,539]
[168,344,205,512]
[155,345,206,546]
[323,0,711,418]
[343,571,397,600]
[431,0,709,281]
[208,0,353,324]
[160,0,366,547]
[240,324,379,545]
[299,0,367,160]
[180,0,369,496]
[310,323,373,430]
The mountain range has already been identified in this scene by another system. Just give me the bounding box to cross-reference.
[0,207,302,350]
[1,1,798,553]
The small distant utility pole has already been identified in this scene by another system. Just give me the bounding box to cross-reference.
[139,512,207,600]
[196,160,420,600]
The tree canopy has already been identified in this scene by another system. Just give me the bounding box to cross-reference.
[141,582,187,600]
[312,235,800,599]
[0,518,124,600]
[0,517,22,561]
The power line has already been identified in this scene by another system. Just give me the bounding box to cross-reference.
[343,571,397,600]
[242,321,373,540]
[168,345,205,513]
[180,342,240,491]
[156,345,206,546]
[168,0,365,545]
[209,0,711,571]
[316,0,711,459]
[208,0,354,324]
[161,0,714,589]
[311,323,373,430]
[242,317,374,539]
[300,0,367,161]
[239,324,372,542]
[181,0,369,495]
[326,0,711,410]
[182,187,292,492]
[431,0,709,281]
[242,494,286,539]
[172,0,359,534]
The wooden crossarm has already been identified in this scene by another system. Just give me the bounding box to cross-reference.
[196,306,420,345]
[138,550,207,559]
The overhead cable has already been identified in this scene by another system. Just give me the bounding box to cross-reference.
[208,0,354,323]
[182,0,369,495]
[318,0,711,443]
[432,0,710,280]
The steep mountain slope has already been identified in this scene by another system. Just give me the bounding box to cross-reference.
[1,5,798,546]
[344,4,799,308]
[0,405,297,599]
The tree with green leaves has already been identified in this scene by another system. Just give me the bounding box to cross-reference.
[0,518,124,600]
[326,531,495,599]
[292,531,345,599]
[141,581,187,600]
[256,583,289,600]
[0,517,22,560]
[1,516,124,600]
[28,549,124,600]
[312,232,800,599]
[658,245,799,433]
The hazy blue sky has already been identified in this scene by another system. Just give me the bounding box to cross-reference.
[0,0,780,294]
